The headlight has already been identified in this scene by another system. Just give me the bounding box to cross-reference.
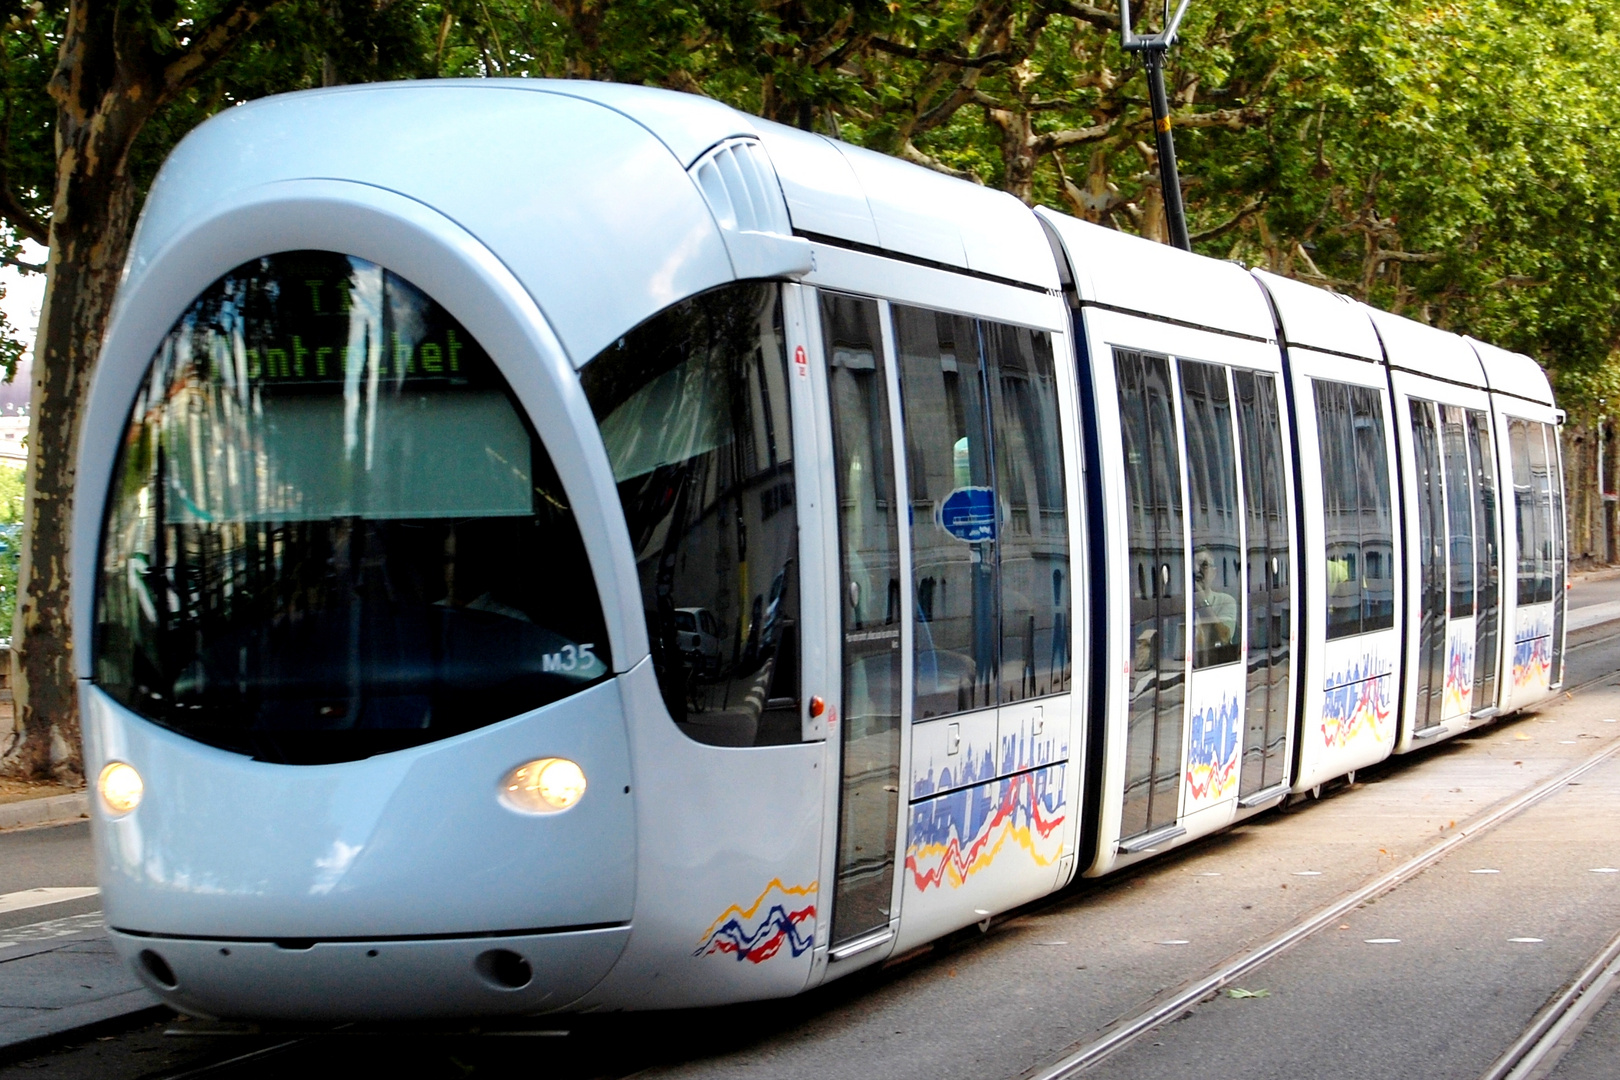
[500,758,587,814]
[98,761,144,816]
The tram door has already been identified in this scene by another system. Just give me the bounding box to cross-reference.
[1468,411,1502,708]
[819,293,903,953]
[1116,350,1186,839]
[1235,372,1292,796]
[1408,401,1448,731]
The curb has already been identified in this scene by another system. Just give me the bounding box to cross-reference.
[0,996,167,1059]
[0,793,89,831]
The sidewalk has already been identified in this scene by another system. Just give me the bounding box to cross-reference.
[0,912,161,1056]
[0,794,161,1059]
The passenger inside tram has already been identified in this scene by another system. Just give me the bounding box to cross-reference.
[1193,549,1240,653]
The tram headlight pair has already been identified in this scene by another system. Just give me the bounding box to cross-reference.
[97,761,144,816]
[500,758,587,814]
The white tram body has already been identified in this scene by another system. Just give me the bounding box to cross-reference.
[73,81,1567,1020]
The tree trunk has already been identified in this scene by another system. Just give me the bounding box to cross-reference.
[2,3,150,782]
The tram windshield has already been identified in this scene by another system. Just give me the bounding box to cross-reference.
[93,251,610,764]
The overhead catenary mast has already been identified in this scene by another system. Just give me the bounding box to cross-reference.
[1120,0,1192,252]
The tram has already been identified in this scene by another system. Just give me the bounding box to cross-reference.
[75,80,1567,1019]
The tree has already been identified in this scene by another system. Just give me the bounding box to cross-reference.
[0,0,311,779]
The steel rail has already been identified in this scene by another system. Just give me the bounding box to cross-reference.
[154,1038,304,1079]
[1478,925,1620,1080]
[1024,734,1620,1080]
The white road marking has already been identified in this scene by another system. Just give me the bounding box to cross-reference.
[0,887,99,914]
[1591,868,1620,874]
[0,911,104,950]
[1471,869,1502,874]
[1293,871,1323,877]
[1509,938,1544,943]
[1364,938,1401,944]
[1157,940,1190,945]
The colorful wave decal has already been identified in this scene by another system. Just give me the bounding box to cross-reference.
[906,768,1065,892]
[1320,657,1392,749]
[913,740,996,799]
[1443,637,1474,717]
[914,725,1068,800]
[694,878,817,964]
[1513,636,1551,689]
[1185,695,1241,802]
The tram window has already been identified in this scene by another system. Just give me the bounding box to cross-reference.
[1316,381,1360,637]
[1314,380,1395,639]
[1546,420,1566,683]
[1509,418,1537,606]
[94,252,610,765]
[1179,360,1242,668]
[583,282,801,747]
[1468,408,1501,701]
[895,306,996,718]
[1527,421,1556,604]
[1235,369,1291,793]
[983,321,1070,703]
[1441,405,1476,617]
[894,308,1070,718]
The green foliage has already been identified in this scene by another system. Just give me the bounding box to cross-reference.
[5,0,1620,401]
[0,463,23,638]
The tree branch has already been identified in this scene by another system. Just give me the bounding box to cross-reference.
[1033,120,1115,154]
[0,188,47,248]
[1042,0,1121,31]
[158,0,288,103]
[869,38,1010,69]
[0,254,45,273]
[898,139,979,182]
[1374,249,1443,264]
[1168,106,1267,131]
[1190,197,1264,245]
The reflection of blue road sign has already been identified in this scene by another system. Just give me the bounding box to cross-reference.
[938,486,997,543]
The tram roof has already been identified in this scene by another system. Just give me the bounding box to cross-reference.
[752,121,1060,290]
[502,81,1062,287]
[1036,209,1277,341]
[1467,337,1555,406]
[1363,306,1487,388]
[131,79,748,368]
[1250,269,1381,362]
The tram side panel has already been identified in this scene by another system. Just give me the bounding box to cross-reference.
[1284,348,1403,792]
[768,248,1085,970]
[1071,306,1293,876]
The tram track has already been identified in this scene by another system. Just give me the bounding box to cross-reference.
[1023,731,1620,1080]
[150,1038,304,1080]
[1477,927,1620,1080]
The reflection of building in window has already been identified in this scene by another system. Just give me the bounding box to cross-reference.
[583,282,800,748]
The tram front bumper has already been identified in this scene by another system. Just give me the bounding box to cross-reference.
[109,924,631,1021]
[82,675,638,1020]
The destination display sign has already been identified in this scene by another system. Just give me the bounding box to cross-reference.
[174,251,498,391]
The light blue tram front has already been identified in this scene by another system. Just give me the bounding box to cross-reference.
[74,81,827,1019]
